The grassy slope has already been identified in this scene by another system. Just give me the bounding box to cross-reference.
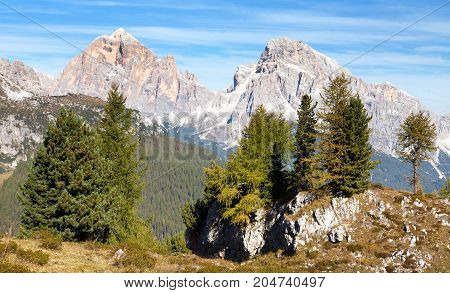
[1,188,448,273]
[0,171,13,187]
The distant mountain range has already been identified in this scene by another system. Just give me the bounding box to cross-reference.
[0,28,448,191]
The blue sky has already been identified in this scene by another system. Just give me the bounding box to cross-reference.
[0,0,449,114]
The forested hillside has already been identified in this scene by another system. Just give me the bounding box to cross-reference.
[0,161,28,235]
[0,135,216,239]
[138,135,216,238]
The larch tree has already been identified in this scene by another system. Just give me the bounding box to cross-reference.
[189,105,293,227]
[397,111,437,194]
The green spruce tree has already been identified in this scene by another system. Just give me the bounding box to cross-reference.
[340,96,376,195]
[318,74,376,197]
[20,110,115,242]
[294,95,318,191]
[397,112,437,194]
[98,84,144,241]
[269,142,289,199]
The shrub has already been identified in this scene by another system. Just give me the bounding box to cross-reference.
[0,241,19,255]
[182,196,211,232]
[385,265,395,273]
[0,261,31,273]
[33,230,63,250]
[346,244,364,253]
[163,233,189,255]
[16,248,49,266]
[113,241,156,272]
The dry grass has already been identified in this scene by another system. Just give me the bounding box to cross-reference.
[0,188,448,273]
[0,171,13,187]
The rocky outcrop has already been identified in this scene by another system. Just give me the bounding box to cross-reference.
[187,189,450,272]
[186,192,360,261]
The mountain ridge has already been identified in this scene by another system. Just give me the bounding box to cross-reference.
[0,28,448,190]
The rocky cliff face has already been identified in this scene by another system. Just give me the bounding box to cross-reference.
[186,188,450,272]
[51,28,221,115]
[0,94,105,169]
[187,192,360,261]
[0,58,52,100]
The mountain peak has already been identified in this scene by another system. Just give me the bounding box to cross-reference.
[263,37,328,63]
[267,37,304,47]
[110,27,139,43]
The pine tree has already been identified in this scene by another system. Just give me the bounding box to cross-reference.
[98,84,144,241]
[294,95,318,191]
[397,112,437,194]
[20,110,115,242]
[318,74,376,197]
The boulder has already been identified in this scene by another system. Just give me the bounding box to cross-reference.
[113,249,126,260]
[328,226,346,243]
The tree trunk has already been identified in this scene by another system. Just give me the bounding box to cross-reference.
[412,159,420,194]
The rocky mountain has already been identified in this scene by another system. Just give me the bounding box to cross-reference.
[0,94,105,169]
[187,186,450,272]
[0,58,52,101]
[0,28,449,191]
[222,38,449,157]
[49,31,449,159]
[51,28,222,115]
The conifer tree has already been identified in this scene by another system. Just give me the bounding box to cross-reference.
[20,110,115,242]
[294,95,318,191]
[318,74,376,197]
[341,96,376,195]
[98,84,144,241]
[269,142,289,199]
[441,179,450,197]
[198,105,293,226]
[397,112,437,194]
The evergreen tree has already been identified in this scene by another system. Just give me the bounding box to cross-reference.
[341,96,377,195]
[318,74,376,197]
[98,84,144,241]
[20,110,115,242]
[269,142,289,199]
[294,95,318,191]
[397,112,437,194]
[441,179,450,197]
